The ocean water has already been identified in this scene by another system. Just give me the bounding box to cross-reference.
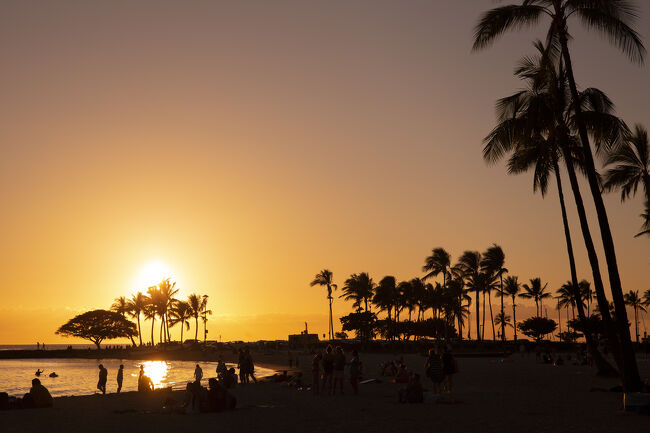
[0,344,96,351]
[0,358,276,397]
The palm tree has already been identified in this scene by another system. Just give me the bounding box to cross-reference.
[643,289,650,308]
[310,270,337,340]
[423,248,451,288]
[456,251,482,340]
[520,278,551,317]
[603,125,650,223]
[624,290,647,343]
[494,312,512,340]
[483,42,621,375]
[636,200,650,237]
[188,293,206,342]
[143,301,157,346]
[579,280,594,316]
[503,276,521,340]
[341,273,375,313]
[158,279,179,343]
[111,296,136,346]
[373,276,397,339]
[201,295,212,343]
[127,292,148,346]
[557,282,577,320]
[481,244,507,341]
[474,0,645,393]
[169,300,191,344]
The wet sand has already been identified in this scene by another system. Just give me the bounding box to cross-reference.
[2,352,649,433]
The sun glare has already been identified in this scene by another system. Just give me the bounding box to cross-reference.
[139,361,169,389]
[133,260,175,290]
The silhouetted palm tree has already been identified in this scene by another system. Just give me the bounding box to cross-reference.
[169,300,191,344]
[481,244,507,341]
[637,201,650,237]
[423,248,451,288]
[643,289,650,308]
[158,279,178,343]
[341,273,375,313]
[494,312,512,340]
[624,290,646,343]
[474,0,645,392]
[579,280,594,316]
[200,295,212,343]
[520,278,551,317]
[310,270,337,340]
[456,251,482,340]
[373,276,397,339]
[143,301,157,346]
[557,282,577,320]
[111,296,136,346]
[188,293,206,342]
[503,276,521,340]
[603,125,649,217]
[127,292,148,346]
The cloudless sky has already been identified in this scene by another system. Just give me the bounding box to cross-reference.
[1,1,648,344]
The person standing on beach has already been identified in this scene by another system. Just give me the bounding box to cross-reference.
[332,346,346,395]
[194,364,203,383]
[441,348,456,394]
[312,352,322,395]
[237,349,247,384]
[244,347,257,383]
[116,365,124,393]
[97,364,108,394]
[321,345,334,395]
[349,350,361,395]
[425,348,444,395]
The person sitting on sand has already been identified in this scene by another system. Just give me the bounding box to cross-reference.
[35,369,43,377]
[321,345,335,395]
[23,378,53,408]
[425,348,444,394]
[312,352,322,395]
[223,367,237,389]
[138,365,154,392]
[181,382,202,414]
[216,359,227,381]
[97,364,108,394]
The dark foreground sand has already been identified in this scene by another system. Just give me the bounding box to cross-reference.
[2,352,649,433]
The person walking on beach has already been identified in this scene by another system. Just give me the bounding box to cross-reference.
[244,347,257,383]
[194,364,203,383]
[333,346,346,395]
[116,365,124,393]
[349,350,361,395]
[312,352,322,395]
[237,349,247,384]
[97,364,108,394]
[322,345,334,395]
[425,348,444,395]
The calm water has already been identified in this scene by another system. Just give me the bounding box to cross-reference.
[0,358,276,397]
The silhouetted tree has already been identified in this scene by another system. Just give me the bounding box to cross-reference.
[520,278,551,317]
[56,310,137,349]
[624,290,646,343]
[517,316,557,343]
[111,296,136,346]
[311,270,337,340]
[503,276,521,340]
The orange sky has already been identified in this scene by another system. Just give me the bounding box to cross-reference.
[0,1,648,344]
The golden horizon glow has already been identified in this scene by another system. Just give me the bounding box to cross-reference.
[132,260,177,292]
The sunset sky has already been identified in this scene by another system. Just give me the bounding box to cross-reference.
[1,1,648,344]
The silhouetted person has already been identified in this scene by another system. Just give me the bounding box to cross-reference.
[97,364,108,394]
[333,346,346,395]
[49,372,58,378]
[216,359,227,381]
[237,349,246,384]
[321,345,334,394]
[223,368,237,389]
[35,369,43,377]
[441,348,456,393]
[23,378,53,408]
[116,365,124,393]
[194,364,203,383]
[425,348,444,394]
[244,347,257,383]
[138,365,154,392]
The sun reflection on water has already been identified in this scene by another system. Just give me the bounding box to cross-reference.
[140,361,170,389]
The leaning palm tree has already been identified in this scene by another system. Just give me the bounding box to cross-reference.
[520,278,551,317]
[481,244,507,341]
[636,200,650,237]
[603,124,649,231]
[127,292,148,346]
[310,270,337,340]
[169,300,192,344]
[624,290,647,343]
[111,296,136,346]
[503,276,521,340]
[643,289,650,308]
[423,247,451,288]
[483,42,620,375]
[474,0,645,392]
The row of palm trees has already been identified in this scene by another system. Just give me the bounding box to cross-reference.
[110,278,211,346]
[473,0,646,390]
[312,245,570,342]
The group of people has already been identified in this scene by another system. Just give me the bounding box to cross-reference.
[424,347,457,394]
[312,345,362,395]
[0,378,53,410]
[237,347,257,384]
[177,378,237,414]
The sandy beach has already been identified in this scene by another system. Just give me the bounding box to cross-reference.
[2,351,648,433]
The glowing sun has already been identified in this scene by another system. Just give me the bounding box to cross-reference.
[133,260,175,289]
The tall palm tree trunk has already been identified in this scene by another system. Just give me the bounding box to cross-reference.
[475,289,480,341]
[180,320,184,344]
[137,314,143,346]
[558,29,641,392]
[150,317,155,346]
[552,161,615,375]
[634,307,639,343]
[511,295,517,341]
[560,143,623,371]
[194,316,199,341]
[500,275,505,342]
[488,291,496,341]
[482,291,486,340]
[328,295,334,340]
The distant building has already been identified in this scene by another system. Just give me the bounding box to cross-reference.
[288,322,319,347]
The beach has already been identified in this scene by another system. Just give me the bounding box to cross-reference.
[2,351,648,433]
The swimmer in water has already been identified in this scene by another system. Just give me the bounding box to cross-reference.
[49,372,58,378]
[35,369,43,376]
